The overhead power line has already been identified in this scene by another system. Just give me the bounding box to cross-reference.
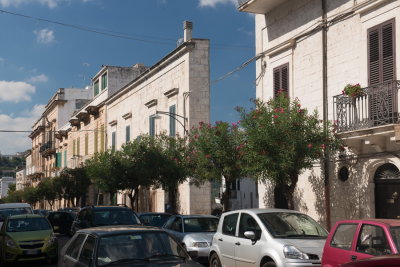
[0,8,253,50]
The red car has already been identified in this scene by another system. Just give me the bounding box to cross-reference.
[322,219,400,267]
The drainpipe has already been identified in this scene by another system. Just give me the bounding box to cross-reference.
[322,0,331,230]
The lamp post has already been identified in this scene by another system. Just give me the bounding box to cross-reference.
[155,110,188,135]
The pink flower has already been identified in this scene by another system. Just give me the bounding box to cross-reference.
[273,115,279,119]
[307,143,313,149]
[321,144,326,150]
[205,154,211,158]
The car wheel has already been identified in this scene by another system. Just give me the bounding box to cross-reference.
[262,261,277,267]
[210,253,222,267]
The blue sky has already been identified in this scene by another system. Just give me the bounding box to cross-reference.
[0,0,255,154]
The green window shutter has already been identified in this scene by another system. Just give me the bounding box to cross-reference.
[149,116,155,136]
[101,73,107,90]
[126,125,130,143]
[169,105,176,136]
[56,152,62,168]
[64,150,67,167]
[112,132,116,151]
[100,125,105,152]
[94,81,99,96]
[94,128,98,153]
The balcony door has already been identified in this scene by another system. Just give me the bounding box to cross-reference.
[368,19,397,125]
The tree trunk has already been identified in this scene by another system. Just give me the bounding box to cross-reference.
[167,184,179,214]
[127,189,136,211]
[222,180,232,211]
[274,183,288,209]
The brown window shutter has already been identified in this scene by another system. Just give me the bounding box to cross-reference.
[368,29,380,85]
[382,22,395,82]
[273,63,289,97]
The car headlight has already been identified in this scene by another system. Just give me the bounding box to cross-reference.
[47,233,57,245]
[192,242,209,248]
[6,237,17,248]
[283,245,309,260]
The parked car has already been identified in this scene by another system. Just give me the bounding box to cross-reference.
[58,207,80,214]
[163,214,219,264]
[59,225,203,266]
[341,254,400,267]
[47,211,77,235]
[0,214,58,265]
[0,203,33,228]
[321,219,400,267]
[138,212,172,227]
[70,205,141,236]
[209,208,328,267]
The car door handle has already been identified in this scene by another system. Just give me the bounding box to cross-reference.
[235,242,240,246]
[218,238,223,241]
[351,255,357,261]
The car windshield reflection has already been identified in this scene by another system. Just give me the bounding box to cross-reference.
[93,210,140,226]
[97,232,188,266]
[0,208,31,222]
[183,217,219,232]
[257,212,328,238]
[390,226,400,252]
[7,217,52,232]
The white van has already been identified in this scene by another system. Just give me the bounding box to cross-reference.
[0,203,33,228]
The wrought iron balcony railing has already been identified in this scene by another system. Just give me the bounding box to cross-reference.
[39,141,55,154]
[333,80,400,133]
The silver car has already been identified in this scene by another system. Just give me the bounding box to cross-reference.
[209,209,328,267]
[163,214,219,264]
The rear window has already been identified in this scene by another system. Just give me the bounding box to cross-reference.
[7,217,51,232]
[0,208,32,221]
[183,217,219,232]
[93,209,140,226]
[330,223,358,250]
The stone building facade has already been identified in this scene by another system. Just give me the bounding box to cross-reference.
[106,22,212,214]
[239,0,400,227]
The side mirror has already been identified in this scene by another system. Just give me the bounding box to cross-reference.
[244,231,256,241]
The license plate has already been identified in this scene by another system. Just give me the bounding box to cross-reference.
[24,249,40,255]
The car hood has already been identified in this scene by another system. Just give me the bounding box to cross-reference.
[7,229,52,242]
[280,238,326,256]
[184,232,215,243]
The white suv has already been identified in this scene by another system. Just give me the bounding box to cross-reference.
[209,208,328,267]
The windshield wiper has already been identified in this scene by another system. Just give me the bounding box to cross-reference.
[144,253,186,261]
[102,258,148,266]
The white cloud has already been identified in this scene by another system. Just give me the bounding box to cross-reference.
[27,74,49,83]
[0,81,35,103]
[198,0,236,7]
[34,29,55,45]
[0,105,45,154]
[0,0,57,8]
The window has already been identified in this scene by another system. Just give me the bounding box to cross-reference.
[77,137,80,156]
[64,150,67,167]
[169,105,176,136]
[238,213,261,239]
[111,132,116,152]
[368,19,395,85]
[170,217,182,232]
[126,125,130,143]
[273,63,289,96]
[356,224,391,255]
[94,80,99,96]
[330,223,358,250]
[222,213,239,236]
[66,234,86,259]
[73,140,76,156]
[149,116,155,136]
[85,133,89,156]
[94,128,98,153]
[79,235,96,265]
[100,125,105,152]
[101,73,107,90]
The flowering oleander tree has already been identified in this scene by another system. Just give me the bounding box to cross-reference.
[238,91,342,209]
[188,121,246,211]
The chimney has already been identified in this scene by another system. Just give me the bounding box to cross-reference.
[183,21,193,42]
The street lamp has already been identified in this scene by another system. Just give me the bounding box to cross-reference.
[155,110,188,135]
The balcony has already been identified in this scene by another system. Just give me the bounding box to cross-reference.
[40,141,56,157]
[333,80,400,154]
[238,0,287,14]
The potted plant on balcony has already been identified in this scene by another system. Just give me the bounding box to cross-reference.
[342,83,364,98]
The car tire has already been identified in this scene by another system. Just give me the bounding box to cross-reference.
[210,253,222,267]
[262,261,277,267]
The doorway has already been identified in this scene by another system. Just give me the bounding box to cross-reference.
[374,163,400,219]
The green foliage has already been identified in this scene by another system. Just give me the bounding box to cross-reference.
[7,183,16,194]
[188,121,245,210]
[37,178,57,207]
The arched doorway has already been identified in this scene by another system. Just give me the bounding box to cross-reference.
[375,163,400,219]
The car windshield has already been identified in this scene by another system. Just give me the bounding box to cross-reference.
[0,208,32,222]
[93,209,140,226]
[97,231,188,266]
[390,226,400,251]
[140,214,171,227]
[183,217,219,232]
[257,212,328,238]
[6,217,51,232]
